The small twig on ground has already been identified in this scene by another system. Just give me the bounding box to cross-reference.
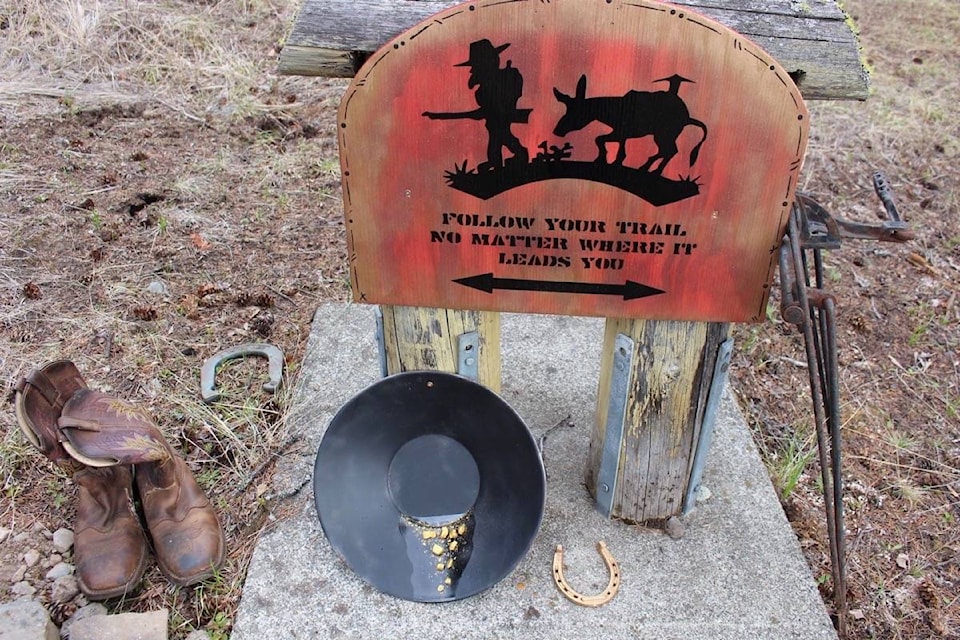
[267,286,297,307]
[89,329,114,359]
[232,433,304,497]
[154,98,212,129]
[79,185,120,197]
[537,414,574,456]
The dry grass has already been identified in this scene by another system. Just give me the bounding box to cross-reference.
[2,0,274,112]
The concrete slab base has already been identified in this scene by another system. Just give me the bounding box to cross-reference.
[232,304,837,640]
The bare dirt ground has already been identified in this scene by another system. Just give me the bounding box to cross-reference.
[0,0,957,638]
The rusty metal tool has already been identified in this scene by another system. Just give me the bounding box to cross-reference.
[552,541,621,607]
[200,343,284,404]
[779,171,911,638]
[796,172,914,250]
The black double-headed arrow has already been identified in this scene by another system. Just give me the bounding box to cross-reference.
[453,273,665,300]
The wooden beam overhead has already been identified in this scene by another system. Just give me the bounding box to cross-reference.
[279,0,869,100]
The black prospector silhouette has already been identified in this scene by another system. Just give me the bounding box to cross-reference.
[423,41,709,207]
[422,39,531,172]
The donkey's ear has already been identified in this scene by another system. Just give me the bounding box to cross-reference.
[553,87,569,103]
[576,75,587,99]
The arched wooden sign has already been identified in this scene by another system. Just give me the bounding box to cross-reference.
[338,0,808,322]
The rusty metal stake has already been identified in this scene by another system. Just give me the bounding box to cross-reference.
[783,213,846,637]
[779,172,912,638]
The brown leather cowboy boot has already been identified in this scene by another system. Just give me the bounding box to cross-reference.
[58,389,226,587]
[136,454,227,586]
[15,361,149,600]
[72,466,150,599]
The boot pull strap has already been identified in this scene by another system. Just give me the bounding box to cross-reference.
[18,369,68,409]
[57,416,103,432]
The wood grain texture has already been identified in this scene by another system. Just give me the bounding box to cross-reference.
[379,305,502,392]
[589,318,729,523]
[279,0,868,99]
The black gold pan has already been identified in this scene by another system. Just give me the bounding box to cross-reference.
[313,371,546,602]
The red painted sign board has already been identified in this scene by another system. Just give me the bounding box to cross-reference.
[338,0,808,322]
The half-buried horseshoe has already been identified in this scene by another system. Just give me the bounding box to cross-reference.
[200,343,284,404]
[552,541,621,607]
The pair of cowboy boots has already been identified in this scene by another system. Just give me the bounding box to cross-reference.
[14,360,225,600]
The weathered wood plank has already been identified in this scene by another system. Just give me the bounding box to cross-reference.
[279,0,868,99]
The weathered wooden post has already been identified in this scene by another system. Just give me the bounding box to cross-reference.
[377,306,501,391]
[280,0,868,526]
[591,319,731,522]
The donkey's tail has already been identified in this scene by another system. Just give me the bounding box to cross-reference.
[687,118,708,166]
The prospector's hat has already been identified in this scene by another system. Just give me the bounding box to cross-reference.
[313,371,545,602]
[455,39,511,67]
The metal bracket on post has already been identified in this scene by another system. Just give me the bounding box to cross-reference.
[596,333,634,518]
[374,307,388,378]
[457,330,480,382]
[682,337,734,515]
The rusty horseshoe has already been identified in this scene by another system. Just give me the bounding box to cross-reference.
[200,343,284,404]
[552,541,621,607]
